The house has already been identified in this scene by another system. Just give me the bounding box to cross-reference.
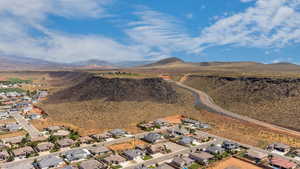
[293,149,300,157]
[60,166,78,169]
[123,149,145,160]
[0,111,9,119]
[192,135,210,143]
[53,130,70,137]
[189,152,214,165]
[146,143,168,155]
[134,166,149,169]
[63,149,91,162]
[0,150,10,161]
[178,136,194,146]
[88,146,111,155]
[36,142,54,152]
[138,122,155,131]
[36,155,65,169]
[181,118,200,125]
[79,136,94,144]
[194,123,210,129]
[4,160,35,169]
[79,159,106,169]
[109,129,127,137]
[143,133,162,143]
[5,123,22,132]
[27,114,42,120]
[170,156,194,168]
[91,133,109,141]
[12,146,35,158]
[2,136,24,144]
[38,91,48,98]
[136,144,148,151]
[222,141,239,151]
[167,127,189,137]
[22,105,33,113]
[46,126,61,132]
[0,142,6,149]
[103,154,126,165]
[156,163,175,169]
[57,138,75,148]
[153,119,169,127]
[268,143,291,153]
[31,136,48,142]
[245,150,268,163]
[205,146,225,155]
[270,157,297,169]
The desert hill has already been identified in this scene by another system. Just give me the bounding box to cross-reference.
[47,73,178,104]
[184,75,300,131]
[39,71,196,135]
[144,57,184,66]
[136,57,300,74]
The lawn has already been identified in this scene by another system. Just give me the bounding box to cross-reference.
[189,163,203,169]
[142,155,153,160]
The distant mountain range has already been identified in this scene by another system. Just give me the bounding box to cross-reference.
[1,55,300,71]
[0,55,154,70]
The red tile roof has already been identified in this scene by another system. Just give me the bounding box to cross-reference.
[270,157,297,169]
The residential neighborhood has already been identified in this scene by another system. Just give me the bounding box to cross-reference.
[0,78,300,169]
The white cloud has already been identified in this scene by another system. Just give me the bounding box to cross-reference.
[0,0,151,63]
[0,0,299,63]
[125,9,202,57]
[0,0,112,21]
[197,0,300,49]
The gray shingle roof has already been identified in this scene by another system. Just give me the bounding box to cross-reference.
[143,133,161,143]
[123,149,144,159]
[37,155,64,169]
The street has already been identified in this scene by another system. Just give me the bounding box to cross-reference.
[9,112,41,138]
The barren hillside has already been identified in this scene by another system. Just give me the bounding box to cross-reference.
[184,75,300,131]
[47,73,178,104]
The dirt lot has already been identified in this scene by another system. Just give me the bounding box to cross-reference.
[0,118,16,125]
[209,157,264,169]
[0,130,27,139]
[108,139,148,151]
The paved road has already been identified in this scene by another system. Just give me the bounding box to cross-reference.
[10,112,42,138]
[169,78,300,137]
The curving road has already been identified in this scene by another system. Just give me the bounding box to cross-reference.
[168,76,300,137]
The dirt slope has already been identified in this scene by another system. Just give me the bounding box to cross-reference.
[184,75,300,131]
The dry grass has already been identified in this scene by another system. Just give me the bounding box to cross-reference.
[39,86,196,136]
[0,118,16,125]
[162,115,183,124]
[184,75,300,131]
[108,139,148,151]
[38,81,300,148]
[208,157,263,169]
[0,130,27,139]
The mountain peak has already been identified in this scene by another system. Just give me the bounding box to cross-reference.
[143,57,184,67]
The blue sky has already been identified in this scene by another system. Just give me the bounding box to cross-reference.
[0,0,299,63]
